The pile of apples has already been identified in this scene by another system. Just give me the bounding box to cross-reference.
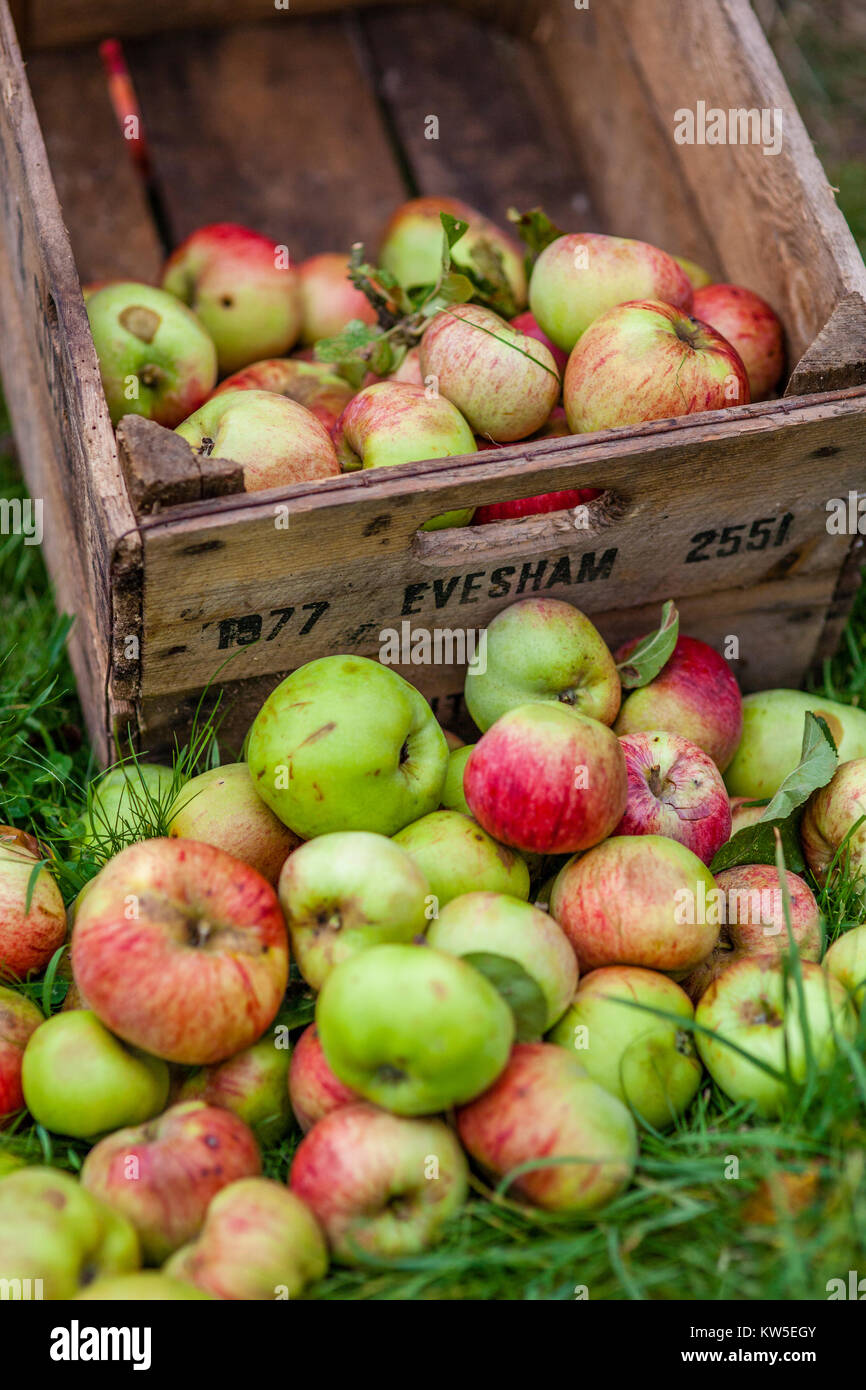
[84,196,785,526]
[1,595,865,1300]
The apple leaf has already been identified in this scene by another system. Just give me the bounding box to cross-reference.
[709,712,839,874]
[616,601,679,690]
[463,952,548,1041]
[439,211,471,264]
[507,206,565,268]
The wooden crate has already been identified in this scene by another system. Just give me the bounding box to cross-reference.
[1,0,866,761]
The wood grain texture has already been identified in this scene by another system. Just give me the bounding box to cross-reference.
[117,417,244,515]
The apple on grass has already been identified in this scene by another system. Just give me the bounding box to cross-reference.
[564,299,750,434]
[246,655,449,839]
[824,926,866,1010]
[0,1166,140,1299]
[290,1102,468,1263]
[550,835,719,974]
[0,985,43,1124]
[725,689,866,799]
[211,357,355,434]
[615,634,743,772]
[288,1023,359,1133]
[86,281,217,428]
[379,195,527,308]
[174,1024,293,1146]
[316,942,514,1115]
[161,222,302,375]
[81,1101,261,1264]
[298,252,378,344]
[175,388,340,492]
[21,1010,168,1140]
[165,1177,328,1299]
[529,233,693,352]
[419,303,560,442]
[464,702,628,855]
[83,761,176,849]
[456,1042,637,1213]
[71,838,289,1066]
[440,744,474,814]
[681,865,822,1001]
[168,762,300,886]
[427,890,577,1036]
[615,731,732,864]
[277,831,431,989]
[692,283,784,400]
[695,956,856,1117]
[801,758,866,886]
[333,380,477,529]
[76,1272,211,1300]
[393,811,530,908]
[547,966,702,1128]
[0,839,66,979]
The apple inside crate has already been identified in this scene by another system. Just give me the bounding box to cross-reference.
[0,0,864,761]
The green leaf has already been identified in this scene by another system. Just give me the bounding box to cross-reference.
[616,601,679,689]
[440,212,470,263]
[507,206,565,266]
[463,952,548,1041]
[420,272,476,318]
[710,712,839,873]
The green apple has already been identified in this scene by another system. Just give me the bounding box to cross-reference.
[548,965,702,1128]
[696,956,857,1116]
[824,926,866,1010]
[393,811,529,909]
[316,943,514,1114]
[464,597,621,732]
[76,1271,212,1300]
[0,1166,140,1299]
[247,656,449,838]
[440,745,473,814]
[277,831,431,989]
[427,890,577,1035]
[21,1011,169,1139]
[168,762,300,886]
[379,195,527,307]
[84,762,176,848]
[725,689,866,799]
[175,388,340,492]
[801,758,866,886]
[174,1024,292,1145]
[86,281,217,428]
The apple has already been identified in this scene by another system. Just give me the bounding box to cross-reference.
[615,634,743,772]
[671,253,714,289]
[246,655,449,839]
[427,890,577,1034]
[71,838,289,1065]
[333,380,476,529]
[162,222,302,374]
[0,985,43,1124]
[695,956,856,1117]
[21,1010,169,1139]
[550,835,719,973]
[547,966,702,1128]
[86,281,217,428]
[81,1101,261,1264]
[388,345,424,385]
[290,1102,468,1262]
[456,1042,637,1212]
[615,731,732,864]
[83,762,176,848]
[76,1272,211,1300]
[175,388,340,491]
[463,703,628,854]
[174,1024,293,1145]
[509,310,569,374]
[288,1024,359,1133]
[441,727,464,750]
[379,195,527,307]
[419,303,560,442]
[210,357,355,434]
[692,283,784,400]
[464,597,621,731]
[297,251,378,344]
[0,1166,140,1299]
[166,1177,328,1299]
[0,840,66,979]
[393,811,530,908]
[824,926,866,1010]
[564,299,750,434]
[725,689,866,799]
[440,744,473,814]
[316,942,514,1114]
[473,484,599,526]
[168,762,300,886]
[277,831,431,989]
[801,758,866,887]
[729,796,767,836]
[529,233,693,351]
[681,864,822,1001]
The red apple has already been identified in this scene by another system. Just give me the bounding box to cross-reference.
[692,283,784,400]
[0,840,66,980]
[509,311,569,374]
[564,299,749,433]
[71,839,289,1065]
[288,1024,359,1133]
[210,358,355,435]
[801,758,866,886]
[729,796,767,836]
[81,1100,261,1264]
[388,346,424,386]
[297,252,378,344]
[456,1042,637,1212]
[464,703,628,854]
[0,985,43,1124]
[615,634,743,772]
[615,731,732,864]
